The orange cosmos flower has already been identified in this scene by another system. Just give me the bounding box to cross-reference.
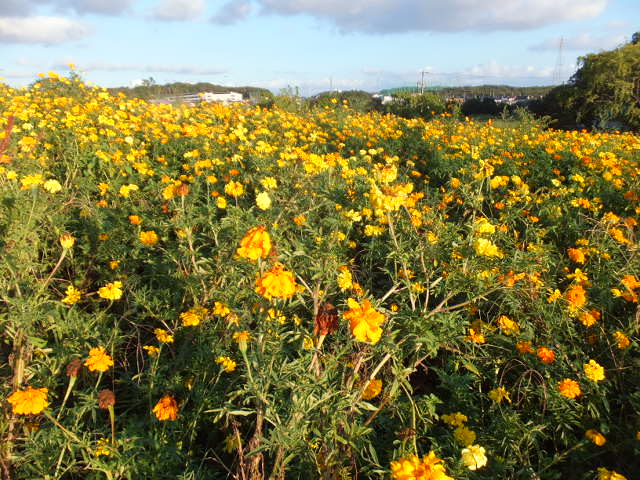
[558,378,581,398]
[84,346,114,372]
[537,346,555,364]
[343,298,385,344]
[152,395,179,421]
[255,263,297,300]
[7,386,49,415]
[237,226,271,261]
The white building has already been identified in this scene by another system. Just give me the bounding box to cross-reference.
[200,92,244,104]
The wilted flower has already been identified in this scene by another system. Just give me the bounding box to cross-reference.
[314,302,338,336]
[98,389,116,409]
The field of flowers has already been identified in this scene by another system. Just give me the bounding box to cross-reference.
[1,73,639,480]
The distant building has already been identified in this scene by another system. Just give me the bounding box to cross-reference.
[200,92,244,104]
[372,93,394,104]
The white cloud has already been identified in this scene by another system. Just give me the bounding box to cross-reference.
[529,33,628,52]
[254,0,609,33]
[64,0,135,16]
[0,16,88,45]
[212,0,252,25]
[0,0,30,16]
[150,0,205,21]
[61,61,228,75]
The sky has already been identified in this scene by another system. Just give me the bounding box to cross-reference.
[0,0,638,95]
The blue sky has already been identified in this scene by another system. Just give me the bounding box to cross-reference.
[1,0,637,95]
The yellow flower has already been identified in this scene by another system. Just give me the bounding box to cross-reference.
[94,437,111,457]
[233,331,251,352]
[61,285,82,305]
[139,230,159,246]
[613,331,630,349]
[473,238,503,258]
[337,266,353,291]
[454,426,476,446]
[585,429,607,446]
[152,395,178,421]
[565,284,587,311]
[128,215,142,225]
[180,306,208,327]
[584,359,605,382]
[260,177,277,189]
[216,356,237,372]
[216,196,227,209]
[488,386,511,403]
[461,445,487,470]
[256,191,272,210]
[59,234,76,249]
[558,378,581,399]
[119,184,139,197]
[237,226,272,261]
[390,452,453,480]
[7,386,49,415]
[224,180,244,197]
[497,315,519,335]
[255,263,297,300]
[362,379,382,400]
[154,328,174,344]
[597,467,627,480]
[442,412,467,427]
[84,347,114,372]
[98,281,123,300]
[344,298,385,345]
[43,179,62,193]
[143,345,160,356]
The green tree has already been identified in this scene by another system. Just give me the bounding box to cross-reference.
[568,41,640,130]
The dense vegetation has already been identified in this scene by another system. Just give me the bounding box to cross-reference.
[1,73,639,480]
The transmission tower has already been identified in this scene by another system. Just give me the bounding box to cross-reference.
[553,36,564,85]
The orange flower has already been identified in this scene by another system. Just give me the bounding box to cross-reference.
[565,284,587,310]
[139,230,159,246]
[558,378,581,399]
[613,331,630,349]
[7,387,49,415]
[362,379,382,400]
[84,346,114,372]
[567,247,586,264]
[152,395,179,421]
[516,341,533,354]
[237,226,272,261]
[537,346,555,364]
[344,298,385,344]
[390,451,453,480]
[579,309,600,327]
[255,263,297,300]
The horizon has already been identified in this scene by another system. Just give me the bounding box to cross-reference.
[1,1,638,96]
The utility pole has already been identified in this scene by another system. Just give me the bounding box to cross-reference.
[553,36,564,85]
[420,70,429,94]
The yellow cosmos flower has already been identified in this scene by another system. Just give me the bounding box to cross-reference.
[139,230,159,246]
[584,359,605,382]
[154,328,174,344]
[98,281,123,300]
[180,306,208,327]
[488,386,511,403]
[7,386,49,415]
[84,346,114,372]
[585,429,607,446]
[61,285,82,305]
[344,298,384,345]
[216,356,237,372]
[442,412,467,427]
[255,191,272,210]
[255,263,297,300]
[390,451,453,480]
[237,226,271,261]
[43,179,62,193]
[59,233,76,249]
[461,445,488,470]
[362,379,382,400]
[152,395,178,421]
